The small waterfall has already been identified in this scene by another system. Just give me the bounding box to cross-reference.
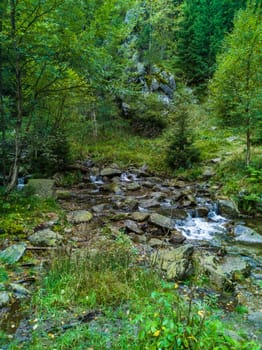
[17,177,25,190]
[90,175,104,185]
[120,172,138,182]
[175,201,228,241]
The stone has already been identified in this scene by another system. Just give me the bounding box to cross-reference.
[56,190,72,199]
[9,283,31,298]
[67,210,93,224]
[0,243,26,264]
[148,238,165,248]
[233,225,262,246]
[202,168,216,178]
[126,182,141,191]
[27,179,55,198]
[196,207,209,217]
[150,213,174,230]
[218,199,239,218]
[151,78,160,91]
[131,212,150,222]
[0,291,10,307]
[28,229,62,247]
[124,220,143,234]
[100,167,122,177]
[151,245,194,280]
[139,198,160,209]
[92,204,106,213]
[171,209,188,220]
[169,230,186,244]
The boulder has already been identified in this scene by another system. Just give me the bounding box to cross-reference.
[131,212,149,222]
[9,283,31,298]
[27,179,55,198]
[151,245,194,280]
[28,229,62,247]
[124,220,143,234]
[100,167,122,177]
[0,243,26,264]
[140,198,160,209]
[0,291,10,307]
[197,254,251,290]
[148,238,165,248]
[168,230,186,244]
[67,210,93,224]
[126,182,141,191]
[218,199,239,218]
[233,225,262,246]
[150,213,174,230]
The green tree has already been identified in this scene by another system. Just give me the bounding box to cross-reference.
[176,0,246,85]
[209,1,262,166]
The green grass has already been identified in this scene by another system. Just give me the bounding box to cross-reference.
[5,231,260,350]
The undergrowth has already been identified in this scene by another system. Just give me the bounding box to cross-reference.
[5,235,260,350]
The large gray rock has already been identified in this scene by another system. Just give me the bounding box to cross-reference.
[100,167,122,177]
[131,212,149,222]
[233,225,262,246]
[140,198,160,209]
[0,291,10,307]
[124,220,143,234]
[151,245,194,280]
[150,213,174,230]
[27,179,55,198]
[9,283,31,298]
[197,254,251,290]
[218,199,239,218]
[28,229,62,247]
[0,243,26,264]
[67,210,93,224]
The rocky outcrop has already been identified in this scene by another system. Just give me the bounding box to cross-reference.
[233,225,262,246]
[218,199,239,218]
[151,245,194,280]
[150,213,174,230]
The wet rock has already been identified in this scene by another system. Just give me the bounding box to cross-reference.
[102,183,123,195]
[100,167,122,177]
[0,243,26,264]
[151,192,166,200]
[126,182,141,191]
[116,198,138,211]
[233,225,262,246]
[196,207,209,217]
[56,189,72,199]
[129,233,147,244]
[124,220,143,234]
[140,198,160,209]
[247,311,262,327]
[168,230,186,244]
[150,213,173,230]
[27,179,55,198]
[131,212,149,222]
[9,283,31,298]
[0,291,10,307]
[67,210,93,224]
[171,209,188,220]
[28,229,62,247]
[151,245,194,280]
[92,204,105,213]
[218,199,239,218]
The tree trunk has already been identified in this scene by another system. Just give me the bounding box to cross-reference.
[7,0,23,192]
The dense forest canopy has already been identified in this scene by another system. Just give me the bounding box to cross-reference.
[0,0,261,191]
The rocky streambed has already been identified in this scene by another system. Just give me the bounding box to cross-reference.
[0,162,262,344]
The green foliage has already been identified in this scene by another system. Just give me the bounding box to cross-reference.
[209,1,262,165]
[166,93,200,169]
[176,0,246,85]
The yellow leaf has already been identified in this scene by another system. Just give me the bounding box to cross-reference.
[153,330,161,337]
[197,310,205,318]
